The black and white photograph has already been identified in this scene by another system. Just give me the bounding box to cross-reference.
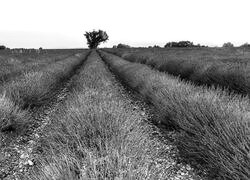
[0,0,250,179]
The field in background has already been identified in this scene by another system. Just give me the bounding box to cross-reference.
[0,48,250,180]
[105,47,250,96]
[0,49,83,84]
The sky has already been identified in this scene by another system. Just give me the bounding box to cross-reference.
[0,0,249,48]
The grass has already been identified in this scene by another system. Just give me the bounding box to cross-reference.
[99,50,250,180]
[105,47,250,97]
[27,51,199,180]
[0,51,90,134]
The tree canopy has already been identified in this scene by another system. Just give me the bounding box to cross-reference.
[84,30,109,49]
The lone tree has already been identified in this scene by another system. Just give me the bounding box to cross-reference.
[84,30,109,49]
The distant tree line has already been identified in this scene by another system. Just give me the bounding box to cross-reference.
[164,41,206,48]
[222,42,250,48]
[113,43,131,48]
[223,42,234,48]
[163,41,250,48]
[240,43,250,48]
[0,47,44,54]
[148,45,161,48]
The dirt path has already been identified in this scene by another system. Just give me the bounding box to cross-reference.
[0,52,90,180]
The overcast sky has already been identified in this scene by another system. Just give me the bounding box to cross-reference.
[0,0,249,48]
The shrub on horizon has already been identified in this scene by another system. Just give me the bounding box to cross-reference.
[117,43,131,48]
[0,45,6,50]
[240,43,250,48]
[164,41,196,48]
[223,42,234,48]
[153,45,161,48]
